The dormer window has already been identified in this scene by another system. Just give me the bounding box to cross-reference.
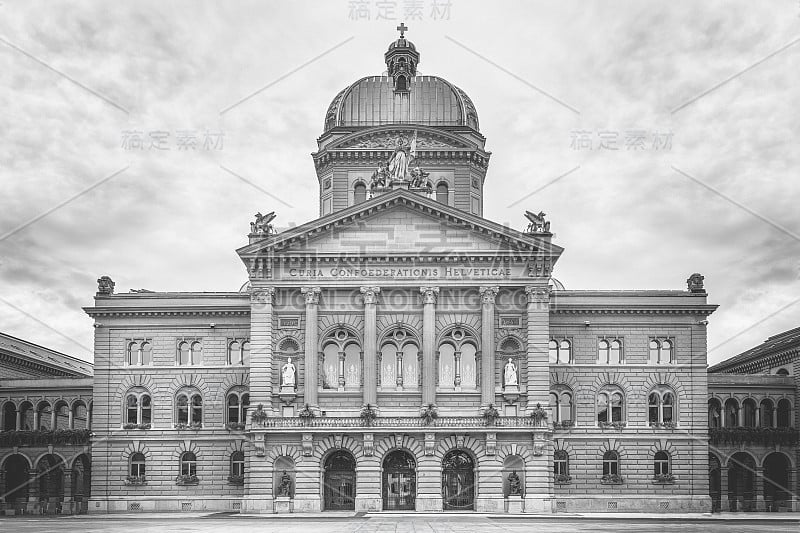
[395,75,408,92]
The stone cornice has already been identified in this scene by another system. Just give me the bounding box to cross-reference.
[0,352,82,378]
[550,305,718,316]
[84,306,250,319]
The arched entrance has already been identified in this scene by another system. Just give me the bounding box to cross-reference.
[763,452,791,512]
[36,454,64,513]
[709,454,721,513]
[383,450,416,510]
[442,450,475,511]
[3,454,30,510]
[323,450,355,511]
[72,454,91,514]
[728,452,755,512]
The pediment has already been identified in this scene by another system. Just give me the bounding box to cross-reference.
[239,190,562,260]
[331,127,473,151]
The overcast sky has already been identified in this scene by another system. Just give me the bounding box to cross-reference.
[0,0,797,366]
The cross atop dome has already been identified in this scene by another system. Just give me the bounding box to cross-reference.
[396,22,408,38]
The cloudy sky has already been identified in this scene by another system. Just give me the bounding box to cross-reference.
[0,0,797,366]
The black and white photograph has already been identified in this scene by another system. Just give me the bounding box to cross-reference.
[0,1,798,531]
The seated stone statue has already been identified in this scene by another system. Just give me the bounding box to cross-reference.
[278,470,292,497]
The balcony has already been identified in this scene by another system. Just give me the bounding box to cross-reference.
[252,415,548,432]
[0,429,91,447]
[709,427,798,446]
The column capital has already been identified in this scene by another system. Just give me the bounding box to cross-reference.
[250,287,275,304]
[360,286,381,305]
[301,286,322,305]
[524,286,550,304]
[479,286,499,304]
[420,286,440,305]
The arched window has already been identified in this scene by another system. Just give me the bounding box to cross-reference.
[127,341,138,365]
[760,399,775,428]
[548,340,558,364]
[178,342,191,365]
[321,327,362,391]
[180,452,197,477]
[354,182,367,204]
[598,340,610,364]
[708,398,722,428]
[597,387,624,425]
[602,451,620,479]
[230,451,245,480]
[228,341,240,365]
[130,452,146,478]
[648,386,676,427]
[436,182,448,203]
[649,340,659,363]
[226,391,250,426]
[777,399,791,428]
[437,327,478,390]
[55,402,70,430]
[37,402,52,430]
[660,340,673,363]
[2,402,16,431]
[742,399,757,427]
[650,338,673,364]
[124,390,152,427]
[191,342,203,365]
[242,341,250,366]
[724,398,739,427]
[654,451,670,476]
[550,388,574,425]
[609,339,622,364]
[129,341,152,366]
[776,368,790,376]
[558,340,571,364]
[554,450,570,482]
[19,401,34,431]
[176,389,203,427]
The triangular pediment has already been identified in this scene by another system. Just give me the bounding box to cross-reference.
[238,189,563,260]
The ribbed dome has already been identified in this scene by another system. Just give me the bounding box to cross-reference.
[324,75,480,132]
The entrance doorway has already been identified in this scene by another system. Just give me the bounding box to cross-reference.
[442,450,475,510]
[763,452,791,512]
[728,452,755,512]
[383,450,416,510]
[323,450,356,510]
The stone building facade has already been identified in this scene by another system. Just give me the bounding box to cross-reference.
[6,27,792,516]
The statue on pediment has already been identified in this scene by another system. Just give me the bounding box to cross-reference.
[409,166,430,189]
[370,162,389,190]
[97,276,115,295]
[525,211,550,233]
[251,211,276,236]
[388,143,411,183]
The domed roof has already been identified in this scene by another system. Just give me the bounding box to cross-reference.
[324,75,480,132]
[388,36,416,51]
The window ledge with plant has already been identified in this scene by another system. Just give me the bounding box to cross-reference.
[653,473,675,484]
[600,474,623,485]
[174,422,202,430]
[175,474,199,485]
[123,423,151,430]
[227,474,245,485]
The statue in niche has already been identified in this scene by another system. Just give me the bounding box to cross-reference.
[281,358,296,388]
[508,471,522,495]
[277,471,292,497]
[504,358,518,387]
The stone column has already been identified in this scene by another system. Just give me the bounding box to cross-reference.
[249,287,276,409]
[420,287,439,406]
[396,351,404,389]
[337,350,346,390]
[454,350,462,390]
[719,467,729,511]
[301,287,321,409]
[26,469,38,514]
[62,470,73,514]
[360,286,380,406]
[479,286,499,408]
[0,469,5,504]
[68,410,74,430]
[15,409,21,431]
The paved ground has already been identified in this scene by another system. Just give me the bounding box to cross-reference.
[1,514,799,533]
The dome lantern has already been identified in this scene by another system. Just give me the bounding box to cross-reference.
[384,22,419,91]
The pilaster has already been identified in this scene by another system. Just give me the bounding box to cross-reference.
[301,286,322,409]
[420,287,439,406]
[249,287,276,409]
[524,285,550,411]
[361,286,380,406]
[479,286,498,409]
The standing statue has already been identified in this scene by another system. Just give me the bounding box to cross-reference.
[278,470,292,497]
[503,358,518,387]
[508,471,521,495]
[370,162,388,190]
[281,358,296,388]
[388,143,410,182]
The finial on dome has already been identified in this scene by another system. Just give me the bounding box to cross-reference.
[396,22,408,38]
